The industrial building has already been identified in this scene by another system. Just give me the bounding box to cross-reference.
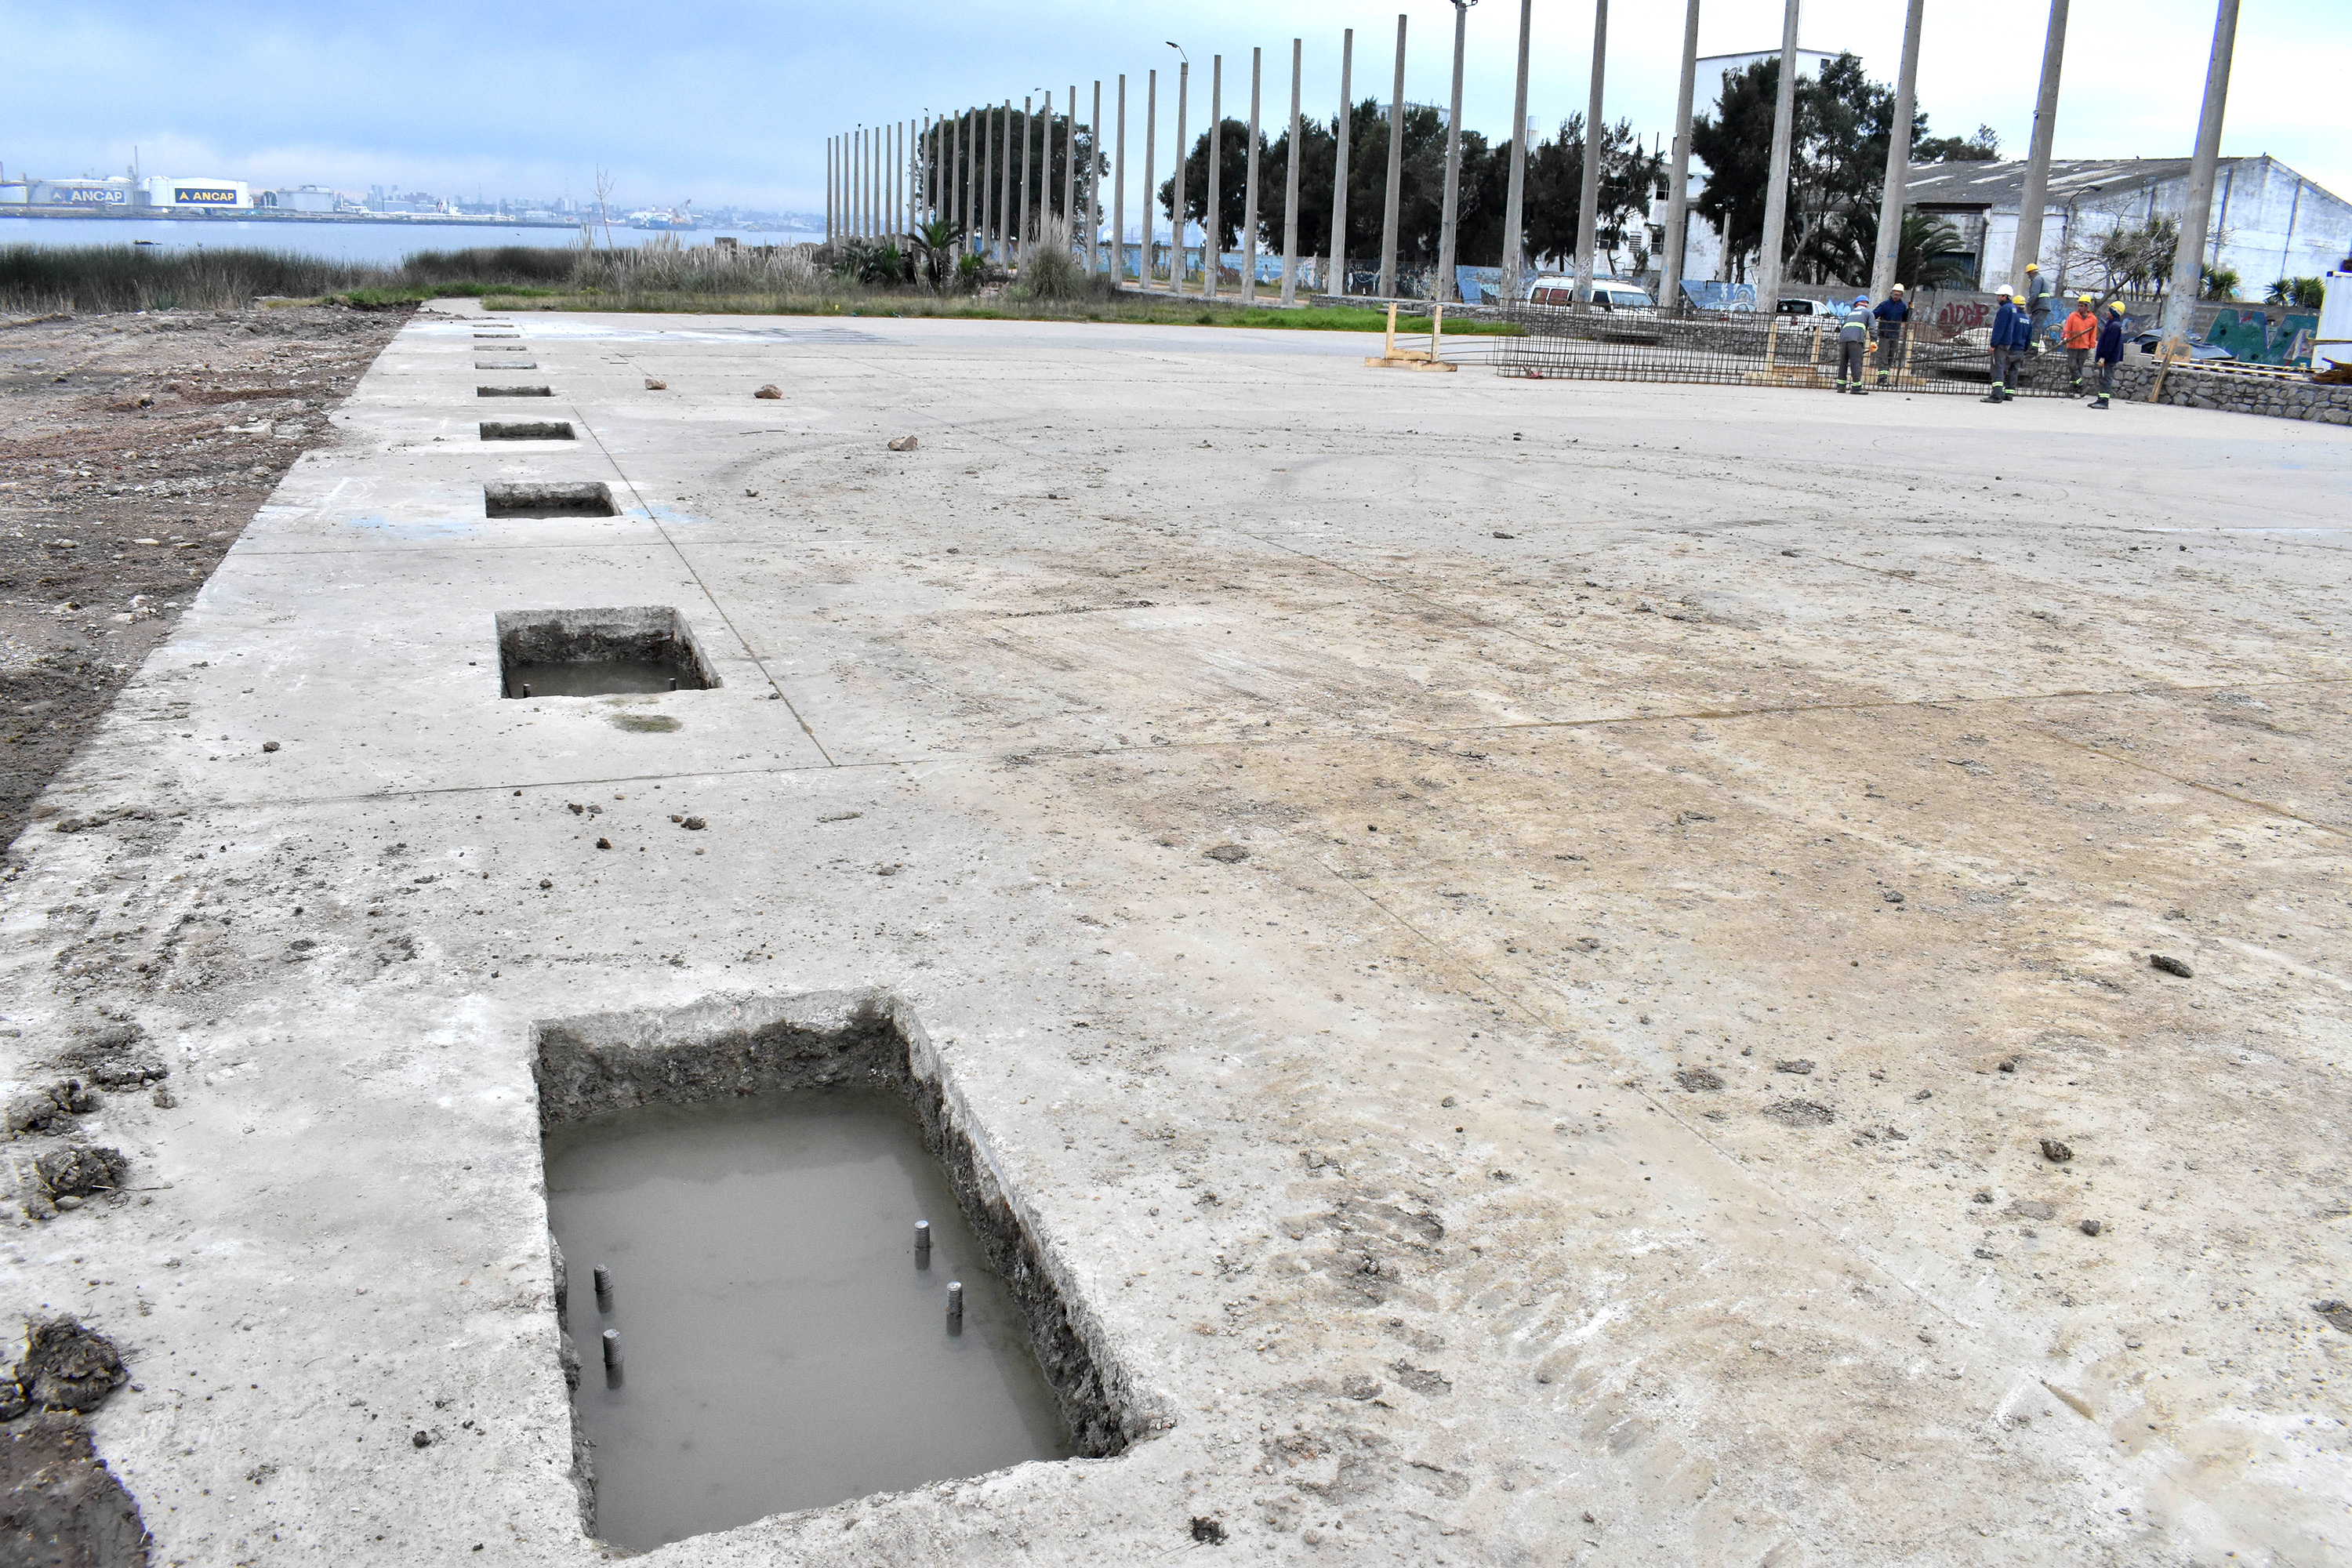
[135,176,250,209]
[1907,155,2351,293]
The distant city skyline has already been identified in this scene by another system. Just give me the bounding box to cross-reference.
[9,1,2348,219]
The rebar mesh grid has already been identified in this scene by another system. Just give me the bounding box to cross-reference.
[1493,303,2091,398]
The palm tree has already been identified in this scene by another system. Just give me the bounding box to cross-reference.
[1894,214,1971,289]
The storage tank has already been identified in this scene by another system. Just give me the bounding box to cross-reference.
[137,176,250,209]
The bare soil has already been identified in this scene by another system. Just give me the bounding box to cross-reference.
[0,303,412,848]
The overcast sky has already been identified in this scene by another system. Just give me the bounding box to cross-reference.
[8,1,2346,220]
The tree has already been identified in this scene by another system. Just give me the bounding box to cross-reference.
[1519,114,1666,275]
[1160,119,1261,251]
[1895,213,1972,289]
[1692,53,1967,286]
[2267,276,2326,309]
[1915,125,2000,162]
[929,104,1102,240]
[2075,215,2178,299]
[2201,263,2241,302]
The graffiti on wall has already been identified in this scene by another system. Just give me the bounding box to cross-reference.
[2202,309,2320,365]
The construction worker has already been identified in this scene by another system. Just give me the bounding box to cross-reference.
[1836,297,1871,394]
[2089,299,2127,409]
[2023,261,2053,352]
[2060,293,2100,392]
[1872,284,1909,385]
[1984,285,2020,403]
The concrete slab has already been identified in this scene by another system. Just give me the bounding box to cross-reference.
[5,300,2349,1566]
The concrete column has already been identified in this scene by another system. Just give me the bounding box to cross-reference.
[853,129,862,238]
[2011,0,2070,290]
[982,109,996,255]
[999,103,1013,258]
[1091,81,1105,274]
[826,137,834,243]
[1282,39,1303,304]
[1243,49,1262,302]
[2159,0,2239,354]
[1502,0,1533,299]
[1113,76,1127,282]
[1379,15,1406,299]
[1869,0,1924,303]
[1574,0,1608,306]
[1144,71,1160,287]
[1755,0,1802,312]
[1436,0,1469,303]
[1019,96,1034,259]
[1659,0,1701,312]
[1207,56,1223,299]
[1065,84,1079,247]
[1330,28,1354,297]
[1172,63,1189,292]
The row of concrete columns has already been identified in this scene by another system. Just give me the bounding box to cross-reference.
[826,0,2240,326]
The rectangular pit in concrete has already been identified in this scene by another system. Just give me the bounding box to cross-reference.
[493,604,720,697]
[475,359,538,369]
[479,421,575,442]
[484,481,616,519]
[534,993,1131,1551]
[477,384,553,397]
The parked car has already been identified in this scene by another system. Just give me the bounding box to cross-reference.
[1776,297,1836,318]
[2131,331,2234,361]
[1523,275,1655,311]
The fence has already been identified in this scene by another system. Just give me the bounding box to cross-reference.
[1490,303,2089,397]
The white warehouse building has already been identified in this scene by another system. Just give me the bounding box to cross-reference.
[1904,156,2352,293]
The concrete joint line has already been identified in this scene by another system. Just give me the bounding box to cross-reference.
[2022,725,2349,842]
[570,398,837,766]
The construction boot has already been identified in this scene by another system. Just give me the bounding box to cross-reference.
[2090,394,2110,410]
[1979,391,2003,404]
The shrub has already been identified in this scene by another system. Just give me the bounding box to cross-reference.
[1012,218,1104,303]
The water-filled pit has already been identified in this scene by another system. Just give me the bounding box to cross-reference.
[495,605,718,698]
[477,385,554,397]
[546,1090,1073,1551]
[532,993,1138,1551]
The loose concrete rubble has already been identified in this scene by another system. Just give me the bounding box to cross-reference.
[0,300,2347,1564]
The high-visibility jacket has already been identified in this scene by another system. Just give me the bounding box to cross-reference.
[2060,310,2099,350]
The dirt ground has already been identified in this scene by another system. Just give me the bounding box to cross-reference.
[0,304,412,848]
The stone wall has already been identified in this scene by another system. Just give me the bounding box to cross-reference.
[2111,358,2352,424]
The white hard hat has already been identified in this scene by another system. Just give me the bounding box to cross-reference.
[1891,283,1905,293]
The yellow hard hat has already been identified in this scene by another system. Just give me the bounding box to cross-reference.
[2076,292,2093,303]
[2107,299,2125,312]
[2026,262,2040,271]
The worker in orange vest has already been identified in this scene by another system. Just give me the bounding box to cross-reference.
[2059,294,2100,394]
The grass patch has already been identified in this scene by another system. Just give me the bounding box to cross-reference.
[479,289,1524,335]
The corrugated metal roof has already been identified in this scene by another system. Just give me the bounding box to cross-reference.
[1905,156,2225,209]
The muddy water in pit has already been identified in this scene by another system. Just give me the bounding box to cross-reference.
[502,660,694,699]
[544,1091,1073,1551]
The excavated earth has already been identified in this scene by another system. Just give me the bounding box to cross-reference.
[0,299,2347,1566]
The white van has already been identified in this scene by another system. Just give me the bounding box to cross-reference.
[1523,275,1655,311]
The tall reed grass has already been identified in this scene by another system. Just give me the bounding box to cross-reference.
[0,242,583,314]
